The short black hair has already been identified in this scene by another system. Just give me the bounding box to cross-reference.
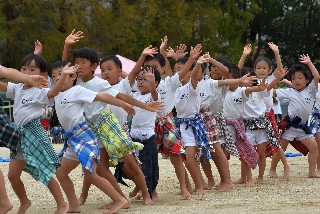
[288,64,312,84]
[176,57,189,65]
[100,55,122,69]
[211,56,231,73]
[139,65,161,84]
[50,61,69,77]
[72,47,99,65]
[230,65,241,79]
[144,53,166,68]
[240,67,254,76]
[253,57,272,70]
[22,54,48,73]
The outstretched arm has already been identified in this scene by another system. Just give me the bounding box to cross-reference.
[267,67,288,91]
[95,93,136,115]
[238,44,252,69]
[62,29,84,61]
[245,79,268,96]
[218,74,257,87]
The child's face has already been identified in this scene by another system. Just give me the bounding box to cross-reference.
[209,64,223,80]
[100,60,122,85]
[137,71,151,94]
[174,62,184,74]
[143,60,164,75]
[254,60,272,79]
[74,57,97,81]
[291,71,309,91]
[21,59,42,76]
[51,67,76,91]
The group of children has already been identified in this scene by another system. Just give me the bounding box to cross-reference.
[0,29,320,214]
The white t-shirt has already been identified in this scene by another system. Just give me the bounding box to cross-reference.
[272,97,282,114]
[314,85,320,110]
[277,80,317,122]
[156,73,180,118]
[209,85,227,116]
[243,90,270,119]
[54,85,97,132]
[198,79,221,107]
[110,77,132,126]
[223,87,248,119]
[76,77,119,123]
[261,74,276,110]
[6,83,53,126]
[175,80,200,118]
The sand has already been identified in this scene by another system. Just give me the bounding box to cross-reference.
[1,144,320,214]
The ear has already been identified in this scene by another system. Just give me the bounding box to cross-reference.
[70,73,77,81]
[91,63,98,71]
[268,68,273,74]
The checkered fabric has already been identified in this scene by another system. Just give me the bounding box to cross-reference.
[12,117,60,186]
[310,107,320,135]
[265,109,281,157]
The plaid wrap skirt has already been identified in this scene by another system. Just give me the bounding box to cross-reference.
[265,109,281,157]
[199,106,220,144]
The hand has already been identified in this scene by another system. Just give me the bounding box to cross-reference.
[299,54,312,65]
[34,40,42,55]
[143,67,156,84]
[280,78,291,85]
[268,42,279,54]
[197,53,210,64]
[176,44,188,59]
[160,36,168,54]
[165,47,176,59]
[65,29,84,45]
[62,63,78,76]
[190,44,202,59]
[258,79,268,91]
[28,75,49,88]
[142,45,158,57]
[277,66,289,79]
[123,104,136,116]
[243,44,252,56]
[240,73,257,87]
[145,101,165,113]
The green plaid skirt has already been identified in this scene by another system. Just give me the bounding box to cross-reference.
[11,117,61,186]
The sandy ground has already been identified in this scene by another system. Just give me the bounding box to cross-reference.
[1,144,320,214]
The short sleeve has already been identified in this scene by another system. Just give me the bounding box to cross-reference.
[307,80,318,97]
[276,88,290,101]
[33,88,51,105]
[207,79,222,96]
[118,77,132,95]
[259,89,271,98]
[76,86,98,104]
[169,73,181,91]
[6,82,16,99]
[100,81,119,97]
[241,88,249,102]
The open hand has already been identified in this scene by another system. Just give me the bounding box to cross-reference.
[142,45,158,57]
[258,79,268,91]
[243,44,252,56]
[165,47,176,59]
[268,42,279,54]
[240,73,257,87]
[65,29,84,45]
[34,40,42,55]
[176,44,188,59]
[28,75,49,88]
[299,54,312,65]
[277,66,289,79]
[62,63,78,75]
[160,36,168,54]
[190,44,202,59]
[146,101,165,113]
[123,104,136,116]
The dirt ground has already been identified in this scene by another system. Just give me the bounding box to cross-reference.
[1,144,320,214]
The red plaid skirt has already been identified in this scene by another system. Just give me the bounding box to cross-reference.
[265,109,281,157]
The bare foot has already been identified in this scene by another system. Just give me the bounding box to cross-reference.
[308,172,320,178]
[99,201,131,210]
[245,180,255,188]
[181,189,192,200]
[152,192,159,202]
[207,179,215,190]
[17,200,31,214]
[269,168,278,178]
[233,178,246,184]
[255,177,264,184]
[103,198,127,214]
[55,203,69,214]
[67,204,81,213]
[143,197,154,205]
[129,187,140,198]
[0,201,13,214]
[282,168,290,180]
[193,188,205,196]
[78,194,87,206]
[201,180,209,190]
[216,181,234,192]
[213,182,220,190]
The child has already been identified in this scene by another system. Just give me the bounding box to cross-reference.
[271,54,320,178]
[129,66,161,201]
[52,63,136,214]
[0,54,69,214]
[0,65,48,214]
[238,43,290,180]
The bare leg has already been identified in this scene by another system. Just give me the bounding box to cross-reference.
[315,133,320,173]
[8,158,31,214]
[184,146,204,196]
[122,154,154,205]
[169,153,191,199]
[243,160,254,188]
[270,139,289,178]
[83,161,127,214]
[278,149,290,180]
[200,157,213,190]
[47,178,69,214]
[78,175,91,206]
[234,159,247,185]
[211,143,234,192]
[0,170,13,214]
[56,157,81,213]
[255,142,268,184]
[300,137,320,178]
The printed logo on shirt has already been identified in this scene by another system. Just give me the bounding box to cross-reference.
[233,97,243,104]
[60,99,72,109]
[180,93,189,100]
[157,89,167,100]
[305,97,312,104]
[251,94,259,103]
[199,92,206,99]
[22,99,33,104]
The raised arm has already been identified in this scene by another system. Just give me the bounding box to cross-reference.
[191,51,207,90]
[34,40,43,55]
[208,57,231,79]
[160,36,173,77]
[62,29,84,61]
[267,67,288,91]
[178,44,202,82]
[47,63,77,98]
[128,45,158,86]
[268,42,283,73]
[238,44,252,69]
[143,67,158,101]
[299,54,319,86]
